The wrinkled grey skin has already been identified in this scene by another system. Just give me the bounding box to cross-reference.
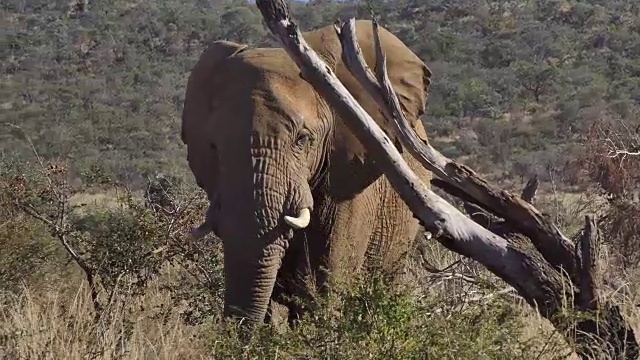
[181,20,433,327]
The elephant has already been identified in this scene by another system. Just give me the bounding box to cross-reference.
[180,19,433,327]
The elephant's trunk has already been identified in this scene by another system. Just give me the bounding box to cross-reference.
[218,145,313,325]
[223,236,287,321]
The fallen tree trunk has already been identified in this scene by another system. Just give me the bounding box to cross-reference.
[254,1,639,358]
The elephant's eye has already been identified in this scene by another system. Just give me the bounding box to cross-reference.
[295,131,312,147]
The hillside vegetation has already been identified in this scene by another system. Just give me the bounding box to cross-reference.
[1,0,639,358]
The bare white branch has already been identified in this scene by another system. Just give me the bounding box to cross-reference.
[334,19,577,276]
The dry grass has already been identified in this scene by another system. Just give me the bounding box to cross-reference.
[1,244,638,359]
[1,179,638,359]
[0,271,209,360]
[68,188,138,215]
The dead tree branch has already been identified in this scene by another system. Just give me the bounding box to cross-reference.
[521,174,540,204]
[335,19,576,279]
[255,0,567,315]
[18,202,103,318]
[5,123,103,318]
[576,216,599,311]
[254,1,639,358]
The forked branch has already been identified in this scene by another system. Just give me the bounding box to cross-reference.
[335,19,576,279]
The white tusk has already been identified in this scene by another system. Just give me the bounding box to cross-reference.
[284,208,311,229]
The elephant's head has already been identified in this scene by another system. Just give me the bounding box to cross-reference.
[181,20,431,324]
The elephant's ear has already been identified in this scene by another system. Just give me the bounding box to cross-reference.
[393,59,432,148]
[181,40,248,198]
[303,21,432,199]
[181,40,248,144]
[352,19,432,149]
[384,57,432,146]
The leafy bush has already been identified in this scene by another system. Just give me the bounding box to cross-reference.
[201,274,553,360]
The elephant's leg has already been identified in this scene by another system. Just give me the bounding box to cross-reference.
[266,166,425,325]
[268,219,330,328]
[364,155,431,280]
[271,181,386,325]
[315,177,388,288]
[363,183,421,279]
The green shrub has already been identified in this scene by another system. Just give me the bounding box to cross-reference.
[202,274,553,360]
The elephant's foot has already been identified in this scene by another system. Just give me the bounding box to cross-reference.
[280,289,320,329]
[265,299,290,334]
[269,287,314,331]
[265,299,308,330]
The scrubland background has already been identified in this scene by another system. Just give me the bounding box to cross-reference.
[1,0,639,358]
